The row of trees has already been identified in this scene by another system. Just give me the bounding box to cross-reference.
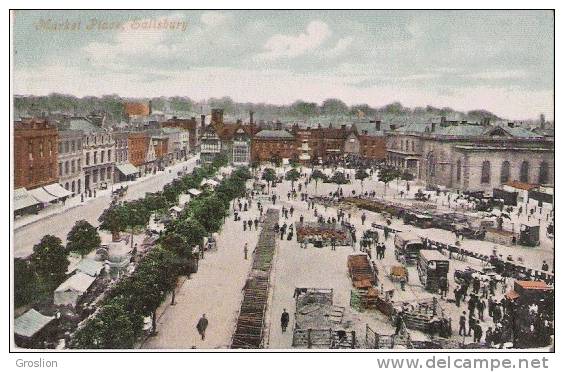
[71,162,251,349]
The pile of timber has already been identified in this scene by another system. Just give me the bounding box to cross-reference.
[347,254,376,286]
[231,209,279,349]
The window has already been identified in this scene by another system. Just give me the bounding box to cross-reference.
[538,161,549,184]
[108,149,112,162]
[101,168,106,181]
[59,163,62,176]
[101,151,105,163]
[71,160,76,173]
[64,141,69,153]
[456,159,461,182]
[58,142,63,153]
[520,161,529,183]
[48,140,52,156]
[65,182,69,190]
[500,161,511,184]
[39,142,44,158]
[86,153,90,166]
[94,151,98,164]
[93,170,98,183]
[481,161,491,184]
[78,179,81,193]
[78,159,81,171]
[71,181,75,193]
[71,141,75,152]
[65,161,69,175]
[28,140,33,161]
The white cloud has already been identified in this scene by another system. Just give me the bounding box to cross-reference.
[257,20,331,60]
[321,37,354,58]
[200,12,229,27]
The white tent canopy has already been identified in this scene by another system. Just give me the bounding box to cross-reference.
[14,309,55,338]
[188,188,202,196]
[29,187,57,203]
[44,183,72,198]
[54,272,96,307]
[14,188,40,211]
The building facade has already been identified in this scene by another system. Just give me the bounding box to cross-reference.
[57,130,84,196]
[200,124,222,163]
[251,130,297,162]
[14,118,59,190]
[80,125,115,191]
[387,122,555,192]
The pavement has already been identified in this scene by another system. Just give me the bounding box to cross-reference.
[13,156,199,258]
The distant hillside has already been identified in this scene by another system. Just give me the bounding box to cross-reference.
[14,94,504,124]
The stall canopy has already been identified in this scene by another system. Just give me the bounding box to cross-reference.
[14,309,55,339]
[75,258,104,277]
[29,187,57,203]
[44,183,72,199]
[14,188,40,211]
[188,188,202,196]
[116,162,139,176]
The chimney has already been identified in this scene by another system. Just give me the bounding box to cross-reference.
[440,116,446,125]
[375,120,381,131]
[148,100,153,115]
[540,114,546,129]
[431,122,437,132]
[508,122,515,128]
[200,114,206,128]
[249,111,254,125]
[211,108,224,124]
[341,124,346,130]
[390,124,396,131]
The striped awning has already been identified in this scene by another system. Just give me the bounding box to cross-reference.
[13,188,40,211]
[29,187,57,203]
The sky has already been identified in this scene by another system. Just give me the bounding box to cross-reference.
[12,10,554,120]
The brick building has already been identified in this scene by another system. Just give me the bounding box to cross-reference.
[251,130,297,162]
[14,118,59,190]
[128,132,149,168]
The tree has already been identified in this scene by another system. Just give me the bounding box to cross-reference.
[285,168,300,190]
[191,195,227,233]
[355,168,369,192]
[14,258,36,308]
[123,200,151,249]
[321,98,348,115]
[71,300,142,349]
[165,218,206,257]
[329,171,348,185]
[401,170,415,182]
[212,152,229,169]
[311,169,326,195]
[66,220,101,257]
[377,167,400,195]
[262,168,277,193]
[30,235,69,290]
[144,193,168,212]
[98,205,127,241]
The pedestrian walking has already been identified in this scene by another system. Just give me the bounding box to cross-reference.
[196,314,208,341]
[281,309,290,332]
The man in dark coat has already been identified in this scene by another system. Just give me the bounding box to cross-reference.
[196,314,208,341]
[281,309,290,332]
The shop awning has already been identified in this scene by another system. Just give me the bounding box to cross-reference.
[29,187,57,203]
[44,183,72,198]
[116,162,139,176]
[13,188,40,211]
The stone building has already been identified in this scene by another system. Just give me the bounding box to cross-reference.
[14,118,59,190]
[387,120,554,192]
[128,131,149,172]
[57,129,84,196]
[161,115,202,152]
[68,118,115,192]
[161,127,189,161]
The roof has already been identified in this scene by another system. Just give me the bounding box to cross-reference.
[76,258,104,277]
[124,102,150,116]
[44,183,72,198]
[419,249,448,261]
[505,181,539,191]
[515,280,552,290]
[188,188,202,196]
[55,272,96,294]
[116,162,139,176]
[29,187,57,203]
[255,130,294,139]
[14,309,55,338]
[434,125,485,136]
[396,122,430,133]
[13,188,40,210]
[505,290,520,300]
[68,117,101,133]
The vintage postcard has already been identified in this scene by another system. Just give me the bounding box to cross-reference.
[10,8,555,359]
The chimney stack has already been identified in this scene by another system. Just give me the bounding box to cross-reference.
[390,124,396,131]
[249,111,254,125]
[431,122,437,132]
[540,114,546,129]
[508,122,515,128]
[200,114,206,128]
[375,120,381,131]
[211,108,224,124]
[440,116,446,125]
